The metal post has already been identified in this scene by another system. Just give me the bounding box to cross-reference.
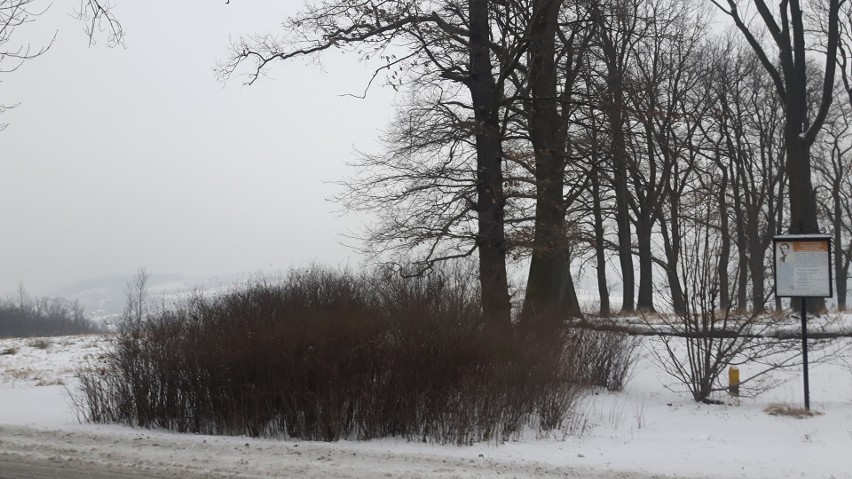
[800,297,810,410]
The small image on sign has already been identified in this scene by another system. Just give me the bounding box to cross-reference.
[773,235,832,298]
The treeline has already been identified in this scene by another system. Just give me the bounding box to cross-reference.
[221,0,851,322]
[0,291,99,338]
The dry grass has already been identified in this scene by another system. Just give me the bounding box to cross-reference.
[1,347,17,355]
[35,378,65,386]
[27,338,51,350]
[764,402,824,418]
[4,366,36,381]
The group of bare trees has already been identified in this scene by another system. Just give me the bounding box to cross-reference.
[217,0,852,325]
[9,0,852,326]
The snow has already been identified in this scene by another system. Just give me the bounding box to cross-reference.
[1,333,850,478]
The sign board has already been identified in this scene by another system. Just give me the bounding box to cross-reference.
[773,235,833,298]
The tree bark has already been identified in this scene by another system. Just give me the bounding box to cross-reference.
[591,159,611,317]
[522,0,583,324]
[717,164,731,312]
[469,0,512,330]
[833,193,848,310]
[661,208,685,315]
[636,213,654,312]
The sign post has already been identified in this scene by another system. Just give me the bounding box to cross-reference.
[773,235,832,411]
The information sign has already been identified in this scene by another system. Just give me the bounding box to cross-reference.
[773,235,832,298]
[772,234,833,412]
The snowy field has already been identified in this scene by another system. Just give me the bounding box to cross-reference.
[0,333,850,478]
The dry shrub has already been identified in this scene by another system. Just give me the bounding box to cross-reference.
[566,328,639,392]
[764,403,823,418]
[27,338,51,350]
[75,267,592,444]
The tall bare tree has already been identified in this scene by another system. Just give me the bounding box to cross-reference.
[588,0,645,314]
[814,90,852,309]
[218,1,525,330]
[713,0,842,312]
[520,0,593,325]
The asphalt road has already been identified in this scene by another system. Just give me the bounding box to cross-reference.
[0,454,213,479]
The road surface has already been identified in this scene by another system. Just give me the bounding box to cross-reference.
[0,425,682,479]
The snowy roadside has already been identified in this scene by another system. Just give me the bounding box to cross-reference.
[0,334,850,478]
[0,422,661,479]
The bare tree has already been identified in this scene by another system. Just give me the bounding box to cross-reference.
[647,184,820,402]
[588,0,645,314]
[218,1,525,330]
[814,89,852,309]
[519,0,594,325]
[124,267,148,327]
[711,41,786,313]
[713,0,842,312]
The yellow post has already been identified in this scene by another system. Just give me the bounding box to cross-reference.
[729,366,740,397]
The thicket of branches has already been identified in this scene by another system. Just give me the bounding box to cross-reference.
[75,267,638,443]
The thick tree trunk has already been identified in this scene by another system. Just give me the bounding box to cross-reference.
[636,214,654,312]
[469,0,511,330]
[748,250,766,313]
[662,229,685,315]
[522,0,582,325]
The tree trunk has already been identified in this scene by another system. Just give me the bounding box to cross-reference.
[636,214,654,312]
[717,168,731,312]
[469,0,511,330]
[775,175,786,312]
[609,99,635,313]
[659,194,685,315]
[834,194,847,310]
[598,28,635,314]
[522,0,582,325]
[591,162,611,317]
[747,213,766,312]
[662,229,685,315]
[748,251,766,313]
[730,177,749,311]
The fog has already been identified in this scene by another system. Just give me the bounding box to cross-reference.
[0,1,395,296]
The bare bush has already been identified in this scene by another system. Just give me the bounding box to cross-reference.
[646,196,836,403]
[75,266,601,444]
[565,328,640,392]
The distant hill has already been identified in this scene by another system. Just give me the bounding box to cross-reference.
[48,273,246,321]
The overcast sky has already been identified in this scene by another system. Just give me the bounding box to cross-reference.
[0,1,397,295]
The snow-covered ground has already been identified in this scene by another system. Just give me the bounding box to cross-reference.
[1,333,850,478]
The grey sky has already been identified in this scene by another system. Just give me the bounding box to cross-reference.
[0,1,394,295]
